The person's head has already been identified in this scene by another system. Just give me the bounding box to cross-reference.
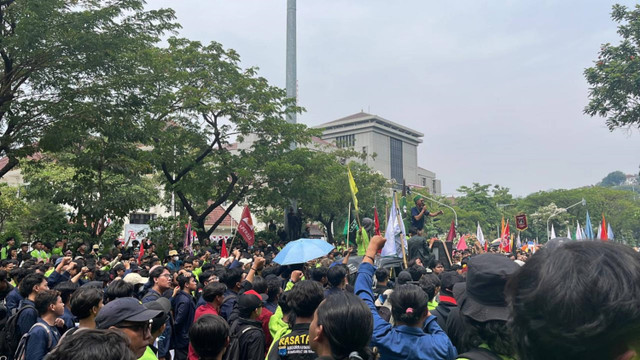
[310,292,373,360]
[19,273,47,298]
[143,297,171,339]
[149,266,172,292]
[113,239,122,249]
[458,253,519,356]
[389,284,429,327]
[5,237,15,246]
[310,266,328,286]
[202,282,226,304]
[112,263,126,277]
[251,276,268,295]
[200,270,217,286]
[70,286,104,321]
[374,268,389,284]
[54,281,78,306]
[266,276,282,303]
[54,239,63,248]
[177,273,197,292]
[440,271,464,296]
[32,240,42,250]
[287,280,324,319]
[408,264,427,281]
[429,259,445,275]
[190,315,230,360]
[35,289,65,317]
[183,259,193,271]
[507,241,640,360]
[396,270,414,286]
[95,297,161,358]
[45,329,137,360]
[20,242,28,252]
[237,290,264,319]
[220,268,243,292]
[418,273,441,301]
[105,280,135,302]
[414,195,424,207]
[327,265,348,288]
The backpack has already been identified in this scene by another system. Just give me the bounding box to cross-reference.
[458,347,503,360]
[223,321,261,360]
[13,322,53,360]
[0,305,36,360]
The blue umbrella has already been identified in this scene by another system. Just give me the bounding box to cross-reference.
[272,238,335,265]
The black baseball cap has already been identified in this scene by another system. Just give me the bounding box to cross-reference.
[95,297,161,329]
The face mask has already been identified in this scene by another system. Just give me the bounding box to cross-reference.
[173,256,179,261]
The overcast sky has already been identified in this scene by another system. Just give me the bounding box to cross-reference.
[147,0,640,196]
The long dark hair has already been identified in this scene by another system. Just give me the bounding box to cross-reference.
[317,292,373,360]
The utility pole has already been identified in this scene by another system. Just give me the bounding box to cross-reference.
[285,0,298,236]
[286,0,297,126]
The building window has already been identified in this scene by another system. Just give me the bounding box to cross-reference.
[432,179,437,192]
[335,134,355,148]
[129,213,157,224]
[390,137,403,183]
[422,177,426,186]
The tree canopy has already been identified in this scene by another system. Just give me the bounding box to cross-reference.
[0,0,176,178]
[585,4,640,130]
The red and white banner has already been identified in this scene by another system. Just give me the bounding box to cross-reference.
[237,205,255,246]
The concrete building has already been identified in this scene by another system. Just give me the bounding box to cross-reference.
[315,111,441,195]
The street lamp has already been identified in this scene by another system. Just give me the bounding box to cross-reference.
[546,198,586,241]
[421,195,457,227]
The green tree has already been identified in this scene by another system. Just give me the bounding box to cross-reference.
[600,170,627,187]
[141,38,317,241]
[22,150,158,241]
[253,148,388,244]
[0,0,176,179]
[584,4,640,130]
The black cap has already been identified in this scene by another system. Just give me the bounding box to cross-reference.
[459,254,520,322]
[237,290,264,315]
[396,271,414,285]
[95,297,161,329]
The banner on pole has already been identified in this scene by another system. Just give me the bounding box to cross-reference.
[515,214,528,231]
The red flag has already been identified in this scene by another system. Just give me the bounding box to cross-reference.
[183,220,192,253]
[502,221,511,253]
[446,219,456,242]
[220,237,228,258]
[237,205,255,246]
[137,239,145,264]
[456,235,468,251]
[373,207,381,236]
[600,213,608,241]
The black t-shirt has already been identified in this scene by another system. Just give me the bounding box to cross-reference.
[268,323,315,360]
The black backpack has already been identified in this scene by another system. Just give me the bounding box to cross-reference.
[0,305,36,360]
[223,321,260,360]
[13,322,54,360]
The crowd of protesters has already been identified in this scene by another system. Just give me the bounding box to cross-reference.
[0,213,638,360]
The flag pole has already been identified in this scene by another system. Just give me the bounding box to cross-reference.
[346,202,351,248]
[394,191,408,268]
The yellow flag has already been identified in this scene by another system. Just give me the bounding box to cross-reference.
[348,167,359,211]
[501,216,505,238]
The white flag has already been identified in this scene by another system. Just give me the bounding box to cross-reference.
[476,222,485,247]
[382,195,406,257]
[550,224,557,239]
[566,225,571,239]
[607,223,614,239]
[576,221,583,240]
